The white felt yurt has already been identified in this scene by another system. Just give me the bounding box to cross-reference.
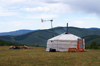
[46,33,85,52]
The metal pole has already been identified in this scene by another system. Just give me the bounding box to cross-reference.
[66,23,68,34]
[50,20,54,37]
[51,21,52,28]
[50,20,53,28]
[67,23,68,34]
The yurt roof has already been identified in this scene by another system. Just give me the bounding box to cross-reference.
[49,33,81,41]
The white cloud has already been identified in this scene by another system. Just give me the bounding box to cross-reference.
[56,23,66,27]
[85,17,97,19]
[0,21,33,27]
[20,2,72,13]
[0,0,27,4]
[40,14,58,19]
[64,18,75,21]
[0,0,44,6]
[73,21,85,25]
[44,0,100,15]
[63,0,100,15]
[45,3,72,13]
[0,0,100,15]
[0,21,32,32]
[20,13,58,19]
[0,7,16,16]
[10,22,33,27]
[20,7,50,12]
[0,0,100,32]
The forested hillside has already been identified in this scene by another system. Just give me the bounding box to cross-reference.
[82,35,100,46]
[0,40,23,46]
[0,29,39,36]
[0,27,100,47]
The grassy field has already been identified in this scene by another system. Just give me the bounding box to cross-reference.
[0,46,100,66]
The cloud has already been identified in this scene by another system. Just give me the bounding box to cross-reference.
[85,17,97,19]
[20,7,50,12]
[0,0,44,6]
[62,0,100,15]
[73,21,85,25]
[20,13,58,19]
[65,16,98,21]
[0,21,35,32]
[0,21,33,27]
[64,18,75,21]
[55,23,66,27]
[40,14,58,19]
[0,0,27,4]
[0,0,100,32]
[0,7,16,16]
[0,0,100,15]
[9,22,33,27]
[43,0,100,15]
[44,0,61,3]
[20,1,72,13]
[2,0,100,15]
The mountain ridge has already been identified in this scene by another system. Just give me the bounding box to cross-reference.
[0,29,40,36]
[0,27,100,46]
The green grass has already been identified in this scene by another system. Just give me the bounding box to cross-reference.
[0,46,100,66]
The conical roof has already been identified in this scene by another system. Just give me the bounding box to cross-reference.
[49,33,81,41]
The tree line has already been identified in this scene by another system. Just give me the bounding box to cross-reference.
[86,41,100,49]
[0,40,23,46]
[0,39,100,49]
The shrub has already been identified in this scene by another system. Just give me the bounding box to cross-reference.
[90,41,99,49]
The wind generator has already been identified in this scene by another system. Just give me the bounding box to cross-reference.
[41,19,54,37]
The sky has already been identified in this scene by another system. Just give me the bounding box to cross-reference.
[0,0,100,32]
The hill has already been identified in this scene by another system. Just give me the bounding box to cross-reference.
[0,29,39,36]
[1,27,100,46]
[82,35,100,46]
[88,27,100,29]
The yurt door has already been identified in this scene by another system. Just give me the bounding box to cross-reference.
[78,39,84,51]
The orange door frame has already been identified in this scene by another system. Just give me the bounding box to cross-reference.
[77,39,84,51]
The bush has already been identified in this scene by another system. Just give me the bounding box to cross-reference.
[90,41,99,49]
[85,41,99,49]
[36,45,39,47]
